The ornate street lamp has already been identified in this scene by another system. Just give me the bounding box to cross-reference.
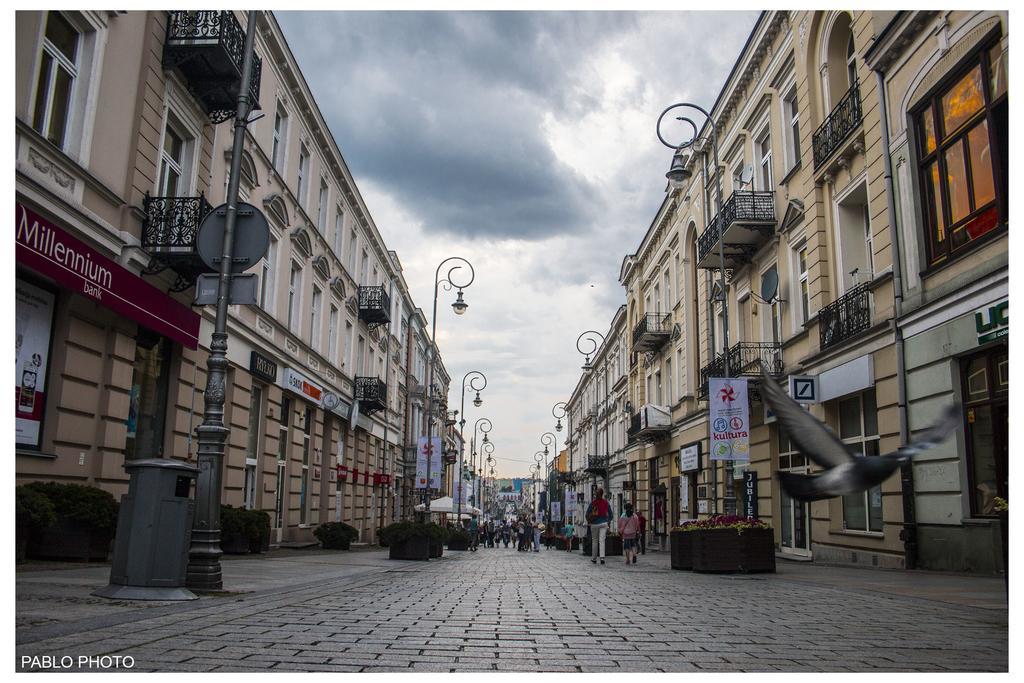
[657,102,733,514]
[576,329,608,492]
[423,257,475,518]
[456,370,487,521]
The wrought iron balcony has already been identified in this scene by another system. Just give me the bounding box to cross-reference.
[141,194,215,288]
[163,11,263,124]
[819,283,871,351]
[357,285,391,327]
[627,404,672,441]
[813,82,862,169]
[696,191,776,269]
[698,342,783,398]
[354,376,387,416]
[632,313,672,353]
[584,455,609,474]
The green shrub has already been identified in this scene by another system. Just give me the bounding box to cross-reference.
[314,522,358,549]
[16,485,56,533]
[379,521,442,545]
[248,509,271,547]
[23,481,118,531]
[220,505,249,539]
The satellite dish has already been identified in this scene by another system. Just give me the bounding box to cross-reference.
[760,269,780,303]
[739,165,754,188]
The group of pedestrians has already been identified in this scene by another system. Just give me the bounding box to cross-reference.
[467,516,545,552]
[584,488,646,566]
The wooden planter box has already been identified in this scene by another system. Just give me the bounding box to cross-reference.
[389,535,430,561]
[430,540,443,558]
[691,527,775,573]
[27,517,113,562]
[447,537,470,551]
[670,530,693,570]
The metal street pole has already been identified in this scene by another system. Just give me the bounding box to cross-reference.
[456,371,486,522]
[186,11,258,591]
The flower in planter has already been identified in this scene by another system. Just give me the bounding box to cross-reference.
[995,497,1008,512]
[678,514,771,534]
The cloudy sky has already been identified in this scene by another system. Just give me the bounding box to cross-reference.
[277,11,758,477]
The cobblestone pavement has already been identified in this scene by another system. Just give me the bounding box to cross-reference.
[16,546,1007,673]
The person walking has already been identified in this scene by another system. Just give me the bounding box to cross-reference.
[586,488,612,565]
[637,510,647,555]
[517,518,527,551]
[563,521,575,552]
[468,515,479,552]
[533,520,543,552]
[502,522,511,548]
[617,502,641,565]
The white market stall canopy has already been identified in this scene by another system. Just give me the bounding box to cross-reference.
[414,496,481,516]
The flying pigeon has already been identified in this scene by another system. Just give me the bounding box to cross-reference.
[759,368,961,502]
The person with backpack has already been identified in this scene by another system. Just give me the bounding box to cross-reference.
[585,488,612,565]
[617,502,641,565]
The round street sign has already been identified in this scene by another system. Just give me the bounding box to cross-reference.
[196,202,271,274]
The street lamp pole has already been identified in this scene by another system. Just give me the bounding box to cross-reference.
[657,102,734,515]
[187,11,258,591]
[540,431,557,521]
[457,371,486,523]
[577,330,607,498]
[423,257,474,519]
[472,417,492,508]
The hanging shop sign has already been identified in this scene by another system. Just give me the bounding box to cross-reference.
[975,298,1008,344]
[743,470,758,519]
[15,277,55,448]
[337,464,349,481]
[622,481,635,491]
[708,377,750,461]
[415,436,443,490]
[249,351,278,384]
[16,202,200,349]
[313,466,321,481]
[282,368,323,406]
[679,442,701,472]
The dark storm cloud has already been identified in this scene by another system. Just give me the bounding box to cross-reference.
[277,11,641,241]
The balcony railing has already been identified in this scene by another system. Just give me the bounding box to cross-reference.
[142,194,213,255]
[632,313,672,353]
[354,376,387,415]
[696,191,776,268]
[358,285,391,327]
[813,82,862,169]
[163,11,262,124]
[818,283,871,351]
[584,455,609,474]
[698,342,783,397]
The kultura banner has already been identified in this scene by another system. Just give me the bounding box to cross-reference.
[709,377,750,461]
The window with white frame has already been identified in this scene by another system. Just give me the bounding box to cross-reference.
[156,111,193,197]
[32,12,80,149]
[260,238,277,312]
[317,180,329,233]
[243,384,263,510]
[297,144,310,206]
[676,348,684,400]
[333,207,344,256]
[328,304,339,362]
[783,85,801,170]
[796,241,809,324]
[288,262,302,330]
[348,229,358,274]
[839,390,882,532]
[665,359,672,406]
[272,103,288,171]
[756,127,773,190]
[344,321,353,369]
[310,285,322,349]
[663,269,671,312]
[360,249,369,285]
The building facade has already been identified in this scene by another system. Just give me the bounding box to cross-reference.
[15,10,450,548]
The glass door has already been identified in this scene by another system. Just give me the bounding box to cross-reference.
[778,427,811,556]
[274,397,291,541]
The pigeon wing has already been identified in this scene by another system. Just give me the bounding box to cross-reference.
[886,403,962,460]
[759,368,853,469]
[776,471,836,502]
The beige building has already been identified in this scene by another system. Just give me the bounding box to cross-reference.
[15,10,449,548]
[564,9,1006,572]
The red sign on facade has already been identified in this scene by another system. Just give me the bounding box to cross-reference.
[15,203,200,349]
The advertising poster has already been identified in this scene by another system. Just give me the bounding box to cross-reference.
[550,501,562,522]
[415,436,443,489]
[680,474,690,522]
[708,377,750,461]
[564,489,576,519]
[15,278,54,448]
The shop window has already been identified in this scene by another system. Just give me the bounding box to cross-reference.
[32,12,80,149]
[838,389,881,532]
[244,385,263,510]
[916,40,1007,266]
[961,347,1008,516]
[125,331,172,460]
[274,396,291,529]
[15,277,56,450]
[300,406,313,525]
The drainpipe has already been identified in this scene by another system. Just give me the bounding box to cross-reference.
[875,68,915,569]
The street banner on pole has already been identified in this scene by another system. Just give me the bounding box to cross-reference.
[564,489,576,520]
[551,501,562,522]
[709,377,750,461]
[415,436,442,489]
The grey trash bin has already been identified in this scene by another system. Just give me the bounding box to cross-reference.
[93,458,199,601]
